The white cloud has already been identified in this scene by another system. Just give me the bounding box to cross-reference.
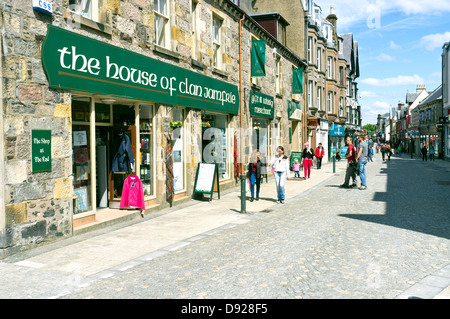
[360,91,379,98]
[360,74,425,87]
[419,32,450,51]
[362,101,391,124]
[389,41,400,49]
[316,0,450,31]
[375,53,395,61]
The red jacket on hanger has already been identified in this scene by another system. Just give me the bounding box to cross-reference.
[120,175,145,211]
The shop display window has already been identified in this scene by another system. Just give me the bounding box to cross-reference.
[251,118,269,162]
[72,124,92,214]
[139,105,153,196]
[172,108,185,192]
[201,111,229,180]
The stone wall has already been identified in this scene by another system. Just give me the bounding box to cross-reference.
[0,0,304,257]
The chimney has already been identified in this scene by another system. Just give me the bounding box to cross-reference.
[327,6,337,27]
[416,84,426,92]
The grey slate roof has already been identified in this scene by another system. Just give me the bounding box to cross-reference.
[417,85,442,106]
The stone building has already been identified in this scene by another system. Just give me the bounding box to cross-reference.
[412,85,443,157]
[0,0,306,257]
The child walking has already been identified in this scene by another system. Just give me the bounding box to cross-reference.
[292,159,301,178]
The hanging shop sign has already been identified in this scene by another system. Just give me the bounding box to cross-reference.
[288,100,302,121]
[41,25,239,114]
[31,130,52,172]
[249,90,274,119]
[330,123,345,136]
[251,39,266,77]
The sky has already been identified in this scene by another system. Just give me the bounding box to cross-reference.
[316,0,450,125]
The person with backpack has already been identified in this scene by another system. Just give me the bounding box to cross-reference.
[381,144,386,161]
[429,146,435,161]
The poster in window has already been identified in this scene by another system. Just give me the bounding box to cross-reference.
[73,131,87,146]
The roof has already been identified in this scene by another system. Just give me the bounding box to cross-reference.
[417,85,442,106]
[251,12,290,26]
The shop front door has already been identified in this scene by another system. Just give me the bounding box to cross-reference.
[109,125,136,207]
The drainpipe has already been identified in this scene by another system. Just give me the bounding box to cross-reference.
[239,14,246,214]
[0,11,6,250]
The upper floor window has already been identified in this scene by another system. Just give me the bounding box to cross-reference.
[278,22,286,46]
[308,37,313,63]
[339,97,344,116]
[213,16,223,69]
[68,0,99,21]
[327,57,332,79]
[316,48,321,71]
[191,0,198,60]
[328,91,333,113]
[275,54,282,94]
[154,0,171,48]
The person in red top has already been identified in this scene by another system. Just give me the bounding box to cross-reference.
[340,135,357,188]
[314,143,325,169]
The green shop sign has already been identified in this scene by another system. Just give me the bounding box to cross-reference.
[249,90,274,119]
[41,25,239,114]
[32,130,51,172]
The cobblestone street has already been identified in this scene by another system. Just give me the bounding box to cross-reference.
[1,152,449,301]
[62,153,449,299]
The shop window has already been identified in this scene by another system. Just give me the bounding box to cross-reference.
[72,100,90,123]
[201,112,229,180]
[154,0,171,49]
[139,105,154,197]
[95,103,111,123]
[172,108,185,192]
[72,99,93,214]
[252,118,269,167]
[73,124,92,214]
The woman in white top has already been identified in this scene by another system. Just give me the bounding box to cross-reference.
[269,146,290,204]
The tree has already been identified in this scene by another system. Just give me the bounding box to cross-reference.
[363,124,376,137]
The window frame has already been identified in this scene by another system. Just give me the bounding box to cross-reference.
[154,0,171,49]
[212,15,223,69]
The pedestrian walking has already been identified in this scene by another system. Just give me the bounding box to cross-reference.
[292,159,301,178]
[356,134,368,190]
[429,146,435,161]
[340,135,358,188]
[386,144,392,161]
[421,145,428,161]
[301,142,314,179]
[269,146,290,204]
[368,145,374,162]
[381,144,386,161]
[315,143,325,169]
[247,150,263,202]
